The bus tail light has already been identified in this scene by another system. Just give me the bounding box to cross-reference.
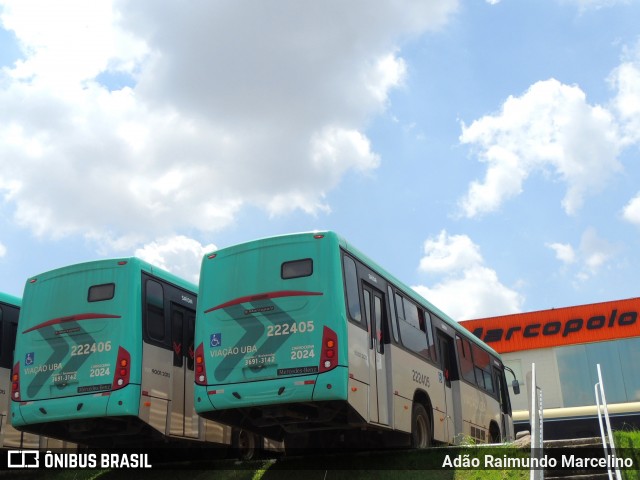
[319,326,338,373]
[195,342,207,385]
[112,347,131,391]
[11,362,20,401]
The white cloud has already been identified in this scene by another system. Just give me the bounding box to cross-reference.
[0,242,6,258]
[547,242,577,264]
[413,230,523,320]
[580,228,614,272]
[0,0,459,245]
[418,230,483,274]
[459,79,622,218]
[622,192,640,225]
[0,0,147,89]
[134,235,216,284]
[611,40,640,230]
[609,40,640,147]
[563,0,632,11]
[547,228,616,281]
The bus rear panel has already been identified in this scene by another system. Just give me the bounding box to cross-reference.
[11,258,229,447]
[195,232,351,440]
[12,261,137,438]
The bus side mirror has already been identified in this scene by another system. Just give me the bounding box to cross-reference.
[512,380,520,395]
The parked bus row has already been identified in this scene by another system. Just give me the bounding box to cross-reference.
[5,260,269,458]
[5,231,518,457]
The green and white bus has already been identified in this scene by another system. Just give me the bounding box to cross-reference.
[194,231,517,450]
[11,258,233,449]
[1,292,75,449]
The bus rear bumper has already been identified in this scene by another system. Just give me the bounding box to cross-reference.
[195,366,348,412]
[11,385,140,427]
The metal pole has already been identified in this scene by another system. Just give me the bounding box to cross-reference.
[530,363,543,480]
[596,364,622,480]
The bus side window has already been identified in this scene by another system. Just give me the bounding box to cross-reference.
[423,310,436,362]
[343,256,362,324]
[426,312,438,362]
[374,294,384,354]
[396,294,430,360]
[172,307,184,368]
[146,280,166,343]
[395,293,405,323]
[402,297,420,329]
[456,335,476,385]
[363,290,373,349]
[186,312,195,371]
[472,344,493,393]
[387,286,399,342]
[417,310,431,360]
[8,320,18,368]
[1,303,19,370]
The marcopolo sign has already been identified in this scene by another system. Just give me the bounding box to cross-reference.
[461,298,640,353]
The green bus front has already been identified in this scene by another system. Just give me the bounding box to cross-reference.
[195,232,351,441]
[11,259,142,442]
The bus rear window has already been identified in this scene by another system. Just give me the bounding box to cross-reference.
[88,283,115,302]
[281,259,313,279]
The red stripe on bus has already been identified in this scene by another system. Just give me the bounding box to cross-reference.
[22,313,121,333]
[204,290,323,313]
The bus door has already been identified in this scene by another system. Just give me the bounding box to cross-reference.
[437,330,455,443]
[362,284,389,425]
[169,303,198,439]
[493,366,512,442]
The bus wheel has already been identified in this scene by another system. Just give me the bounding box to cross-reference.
[233,429,258,461]
[411,403,432,449]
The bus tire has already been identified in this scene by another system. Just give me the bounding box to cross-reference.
[411,403,432,449]
[233,429,258,461]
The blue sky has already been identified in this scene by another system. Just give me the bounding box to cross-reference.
[1,0,640,321]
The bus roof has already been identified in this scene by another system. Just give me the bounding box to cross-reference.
[0,291,21,308]
[24,257,197,294]
[204,230,500,357]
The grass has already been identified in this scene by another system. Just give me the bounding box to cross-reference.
[614,430,640,480]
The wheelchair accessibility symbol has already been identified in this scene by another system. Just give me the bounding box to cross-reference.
[25,352,35,366]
